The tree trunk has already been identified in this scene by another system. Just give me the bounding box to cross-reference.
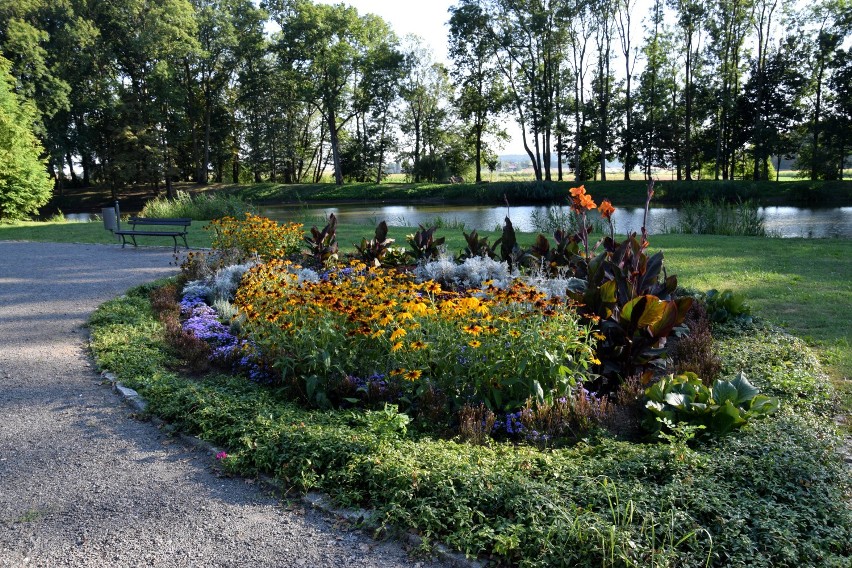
[66,153,78,185]
[326,104,344,186]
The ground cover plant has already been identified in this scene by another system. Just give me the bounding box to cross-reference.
[90,282,851,567]
[88,185,851,566]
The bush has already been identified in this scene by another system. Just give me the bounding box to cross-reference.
[208,213,303,262]
[0,57,53,221]
[140,190,256,221]
[671,302,722,383]
[669,198,766,236]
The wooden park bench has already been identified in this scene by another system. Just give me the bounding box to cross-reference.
[102,202,191,252]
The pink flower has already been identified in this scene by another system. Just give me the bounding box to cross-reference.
[216,451,228,460]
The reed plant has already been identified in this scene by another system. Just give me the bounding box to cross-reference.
[670,198,766,236]
[140,190,256,221]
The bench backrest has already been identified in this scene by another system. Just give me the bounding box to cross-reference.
[129,217,192,227]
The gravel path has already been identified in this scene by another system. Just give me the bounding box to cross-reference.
[0,242,445,568]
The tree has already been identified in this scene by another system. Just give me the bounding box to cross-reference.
[449,0,507,183]
[483,0,569,181]
[0,57,53,220]
[615,0,640,179]
[270,0,374,186]
[795,0,849,179]
[669,0,707,179]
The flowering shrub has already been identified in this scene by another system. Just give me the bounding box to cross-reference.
[178,293,275,383]
[208,213,303,262]
[234,259,597,412]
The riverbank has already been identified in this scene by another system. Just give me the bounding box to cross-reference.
[43,179,852,216]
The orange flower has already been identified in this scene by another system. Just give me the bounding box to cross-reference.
[598,199,615,219]
[576,192,597,210]
[569,185,586,197]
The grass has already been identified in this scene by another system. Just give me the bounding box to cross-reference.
[0,219,215,249]
[3,219,849,383]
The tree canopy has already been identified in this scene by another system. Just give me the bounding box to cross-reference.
[0,56,53,220]
[0,0,850,207]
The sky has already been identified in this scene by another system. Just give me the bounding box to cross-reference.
[315,0,455,63]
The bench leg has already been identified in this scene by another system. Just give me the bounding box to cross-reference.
[130,235,138,247]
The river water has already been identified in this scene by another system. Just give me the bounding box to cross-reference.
[63,203,851,238]
[259,204,852,239]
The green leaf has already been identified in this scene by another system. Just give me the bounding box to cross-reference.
[748,395,780,416]
[730,372,759,405]
[712,400,747,434]
[712,379,739,405]
[599,279,617,303]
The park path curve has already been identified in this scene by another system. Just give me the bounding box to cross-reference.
[0,241,443,568]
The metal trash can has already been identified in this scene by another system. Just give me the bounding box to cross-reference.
[102,207,117,232]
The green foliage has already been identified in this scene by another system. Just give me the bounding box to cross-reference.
[562,233,693,385]
[140,191,256,220]
[354,220,394,267]
[669,198,766,237]
[303,213,339,267]
[702,289,752,323]
[644,372,779,436]
[458,229,496,260]
[715,320,837,414]
[89,286,852,567]
[0,56,53,221]
[406,224,445,261]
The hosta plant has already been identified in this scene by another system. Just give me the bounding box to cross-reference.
[702,288,752,323]
[644,371,779,436]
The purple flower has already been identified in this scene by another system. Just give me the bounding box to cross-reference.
[216,451,228,460]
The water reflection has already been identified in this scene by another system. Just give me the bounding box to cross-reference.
[262,204,852,238]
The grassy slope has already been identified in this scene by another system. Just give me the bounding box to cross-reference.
[3,220,850,380]
[226,179,852,207]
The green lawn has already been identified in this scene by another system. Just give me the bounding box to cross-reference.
[3,220,850,381]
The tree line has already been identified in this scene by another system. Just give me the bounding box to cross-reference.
[0,0,850,203]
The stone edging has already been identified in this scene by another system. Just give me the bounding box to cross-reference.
[100,370,482,568]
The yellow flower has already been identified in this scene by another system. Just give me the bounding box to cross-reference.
[410,340,429,350]
[593,332,606,341]
[462,324,483,336]
[391,341,404,352]
[389,328,407,341]
[389,368,405,376]
[468,340,482,348]
[508,329,521,338]
[403,369,422,381]
[371,329,386,339]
